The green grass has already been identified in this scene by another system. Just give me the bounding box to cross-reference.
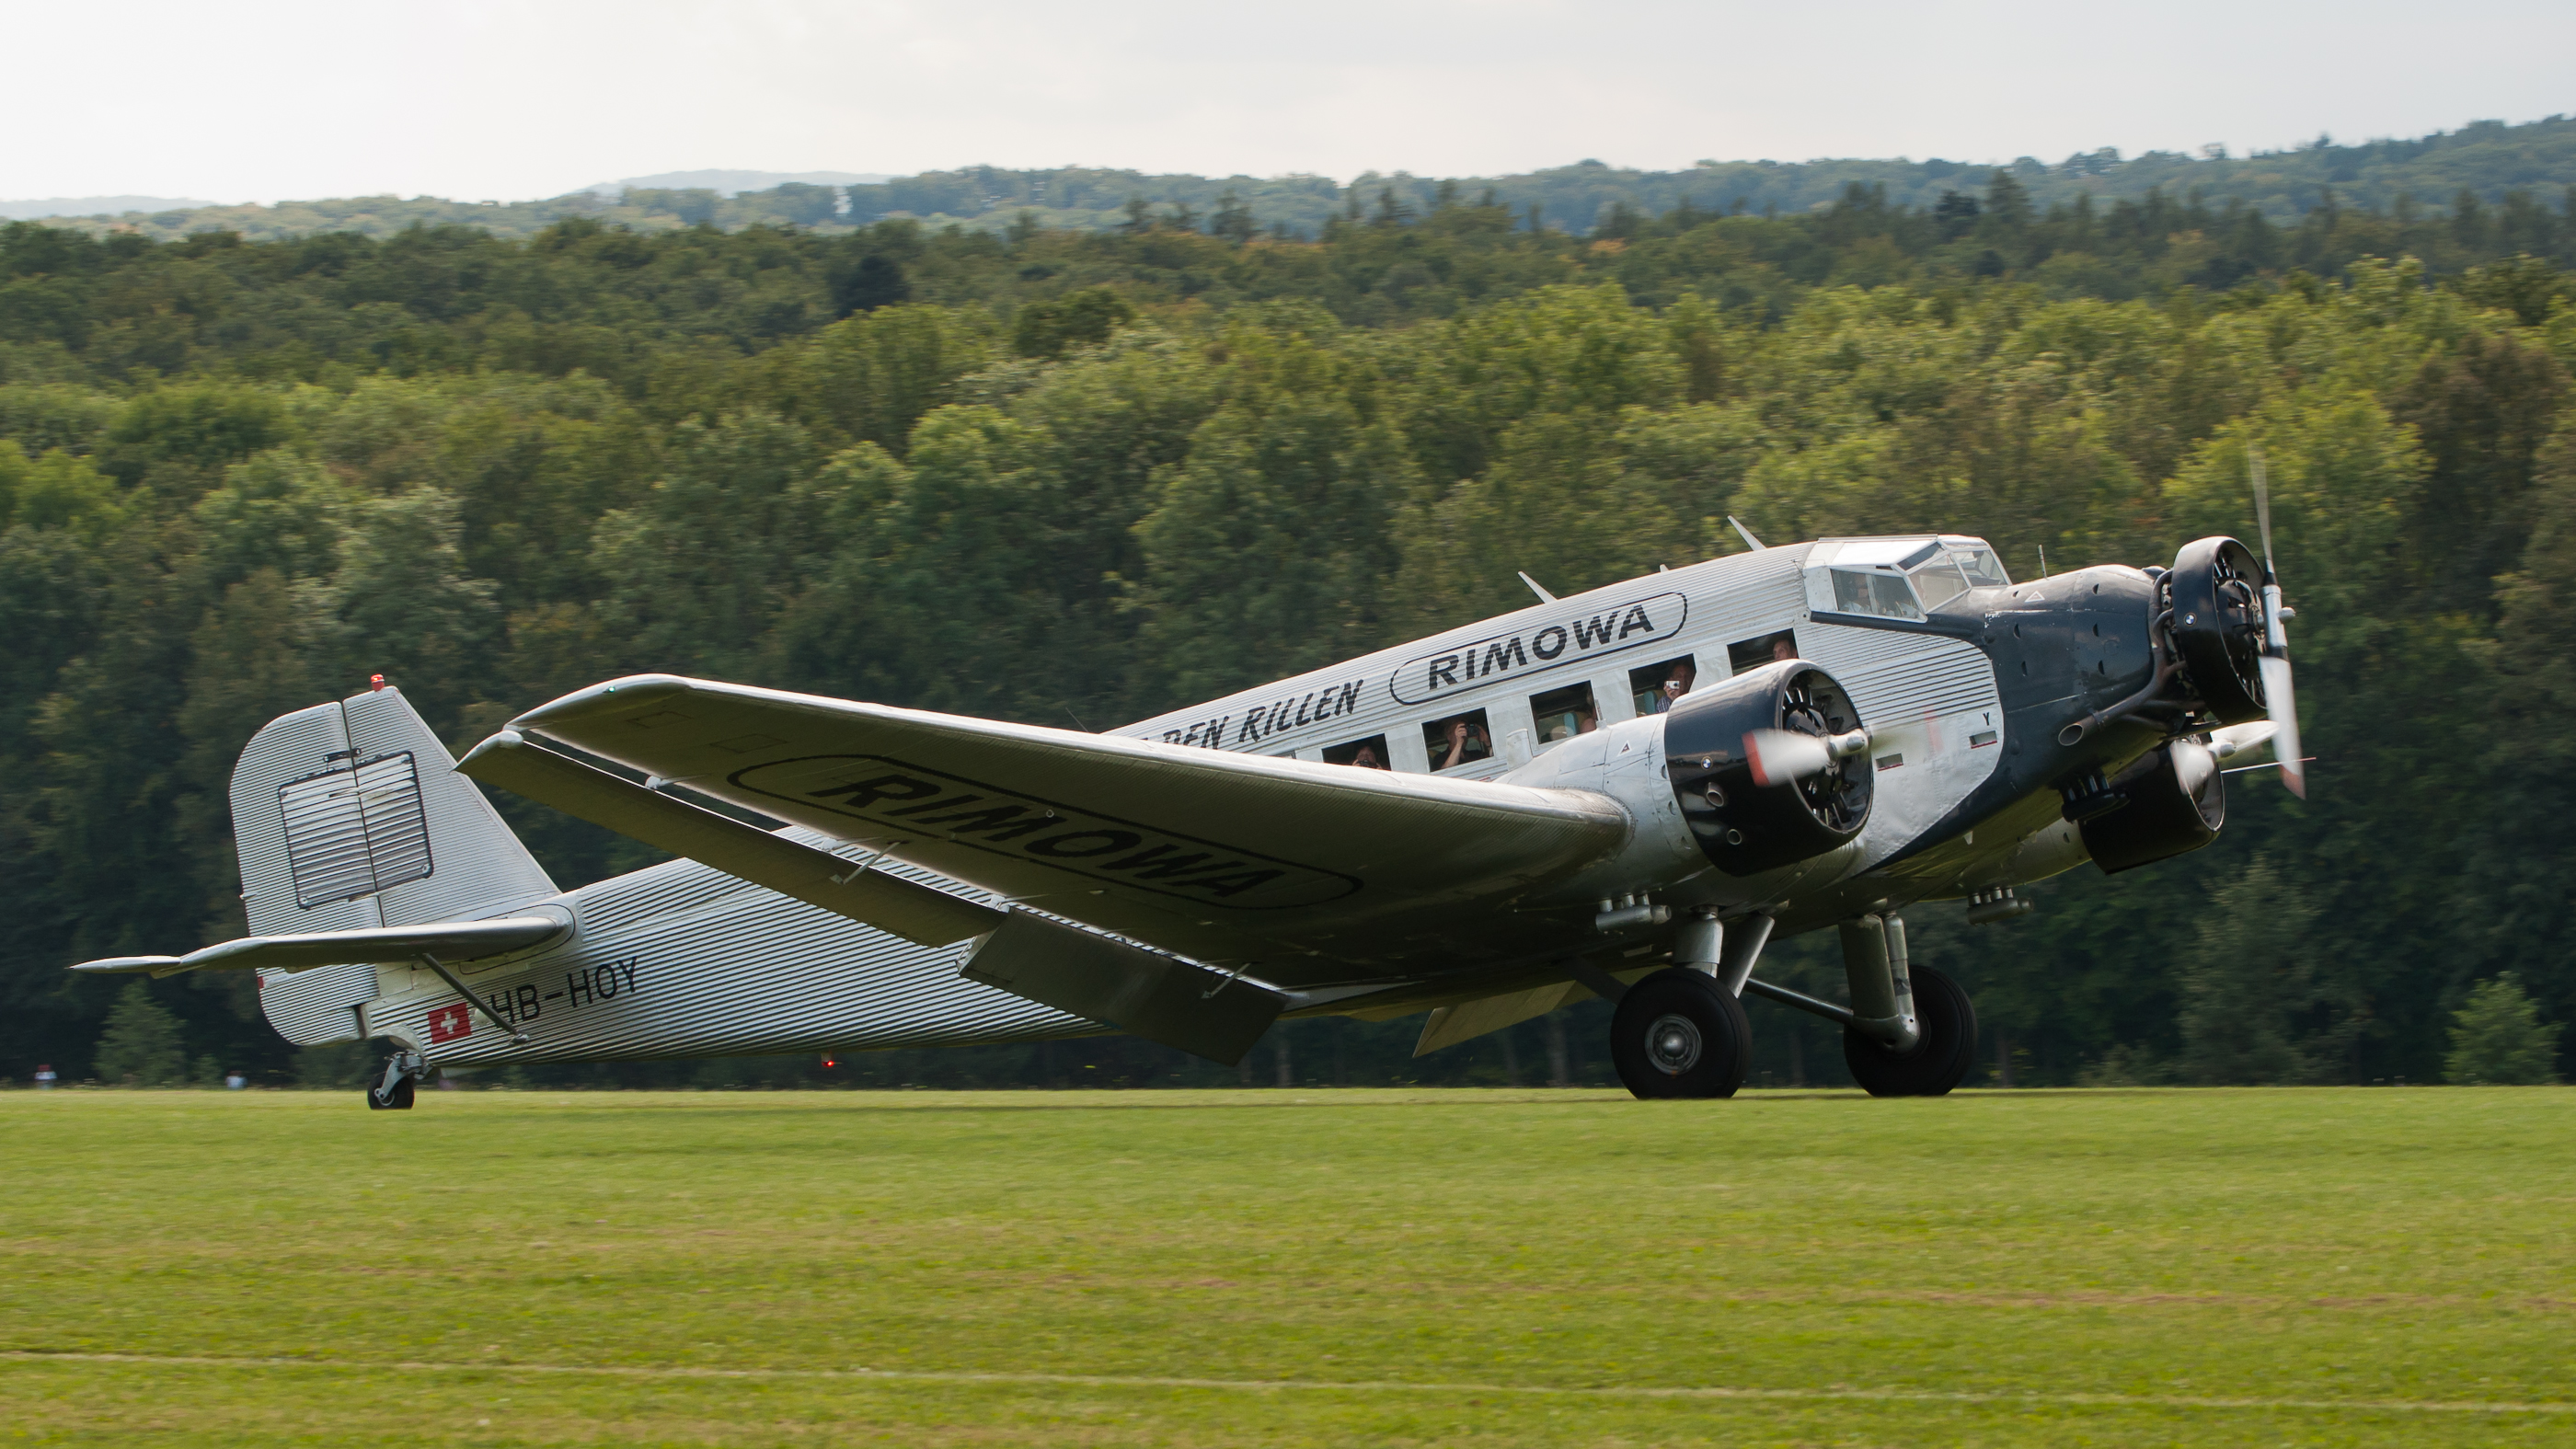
[3,1087,2570,1446]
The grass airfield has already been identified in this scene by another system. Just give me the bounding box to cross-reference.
[2,1087,2570,1447]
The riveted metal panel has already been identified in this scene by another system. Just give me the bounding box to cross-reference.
[1800,627,1998,724]
[385,850,1095,1066]
[256,961,374,1045]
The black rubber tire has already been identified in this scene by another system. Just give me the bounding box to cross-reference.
[1612,969,1753,1099]
[1844,964,1977,1098]
[366,1075,415,1110]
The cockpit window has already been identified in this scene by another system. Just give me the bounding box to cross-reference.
[1949,544,2010,587]
[1910,554,1972,610]
[1829,569,1926,621]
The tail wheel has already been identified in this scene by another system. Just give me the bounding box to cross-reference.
[1612,969,1753,1099]
[1844,965,1977,1098]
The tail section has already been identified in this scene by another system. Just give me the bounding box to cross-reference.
[234,684,558,1044]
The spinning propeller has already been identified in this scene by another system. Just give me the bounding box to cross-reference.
[1742,725,1870,789]
[2247,449,2306,799]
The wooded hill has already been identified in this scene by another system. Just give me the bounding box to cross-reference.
[4,156,2572,1090]
[34,115,2576,243]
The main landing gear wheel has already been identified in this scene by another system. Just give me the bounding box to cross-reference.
[1612,969,1753,1099]
[1843,964,1977,1098]
[366,1075,415,1110]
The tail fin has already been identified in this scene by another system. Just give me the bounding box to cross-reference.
[232,684,558,1043]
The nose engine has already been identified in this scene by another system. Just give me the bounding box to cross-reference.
[1662,662,1874,876]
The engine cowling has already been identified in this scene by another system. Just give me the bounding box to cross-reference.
[1662,661,1873,877]
[2168,536,2269,725]
[2080,739,2225,874]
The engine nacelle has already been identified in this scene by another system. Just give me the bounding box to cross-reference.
[1662,661,1874,877]
[2080,739,2225,875]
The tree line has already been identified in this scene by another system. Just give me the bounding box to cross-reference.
[32,114,2576,245]
[2,178,2571,1090]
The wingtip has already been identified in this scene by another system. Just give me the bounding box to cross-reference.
[511,674,694,731]
[70,955,182,975]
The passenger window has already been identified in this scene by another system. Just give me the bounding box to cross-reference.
[1829,569,1926,621]
[1628,656,1698,716]
[1727,630,1798,673]
[1322,734,1391,769]
[1527,684,1598,746]
[1420,709,1494,772]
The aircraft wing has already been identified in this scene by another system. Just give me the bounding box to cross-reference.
[491,674,1629,979]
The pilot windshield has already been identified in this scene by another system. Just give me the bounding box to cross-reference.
[1909,548,1973,610]
[1949,543,2010,587]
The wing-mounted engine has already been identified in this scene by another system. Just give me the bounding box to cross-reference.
[1662,662,1873,876]
[2079,738,2225,874]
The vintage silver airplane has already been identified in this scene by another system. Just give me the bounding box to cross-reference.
[74,512,2303,1109]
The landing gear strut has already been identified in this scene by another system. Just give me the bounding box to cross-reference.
[1734,912,1980,1097]
[367,1049,426,1110]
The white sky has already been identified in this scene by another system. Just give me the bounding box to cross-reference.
[8,0,2571,203]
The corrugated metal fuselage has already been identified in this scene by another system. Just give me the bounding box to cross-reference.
[267,839,1094,1064]
[267,540,2142,1066]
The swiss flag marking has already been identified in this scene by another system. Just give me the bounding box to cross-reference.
[428,1003,473,1043]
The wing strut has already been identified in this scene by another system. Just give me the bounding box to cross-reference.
[417,952,528,1044]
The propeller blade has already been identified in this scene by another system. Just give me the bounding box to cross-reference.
[1743,729,1829,788]
[2207,720,2279,762]
[2258,656,2305,799]
[2245,444,2304,796]
[2249,444,2278,577]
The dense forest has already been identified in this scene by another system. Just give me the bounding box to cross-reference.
[34,115,2576,244]
[5,155,2573,1092]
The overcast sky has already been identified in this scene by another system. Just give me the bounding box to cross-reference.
[8,0,2570,203]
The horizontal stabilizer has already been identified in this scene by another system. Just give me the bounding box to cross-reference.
[456,729,1005,949]
[72,915,564,976]
[962,909,1284,1065]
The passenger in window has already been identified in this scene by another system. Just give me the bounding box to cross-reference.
[1322,734,1392,769]
[1429,715,1491,771]
[1442,718,1490,768]
[1529,683,1600,743]
[1540,709,1597,742]
[1652,661,1697,713]
[1727,631,1796,673]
